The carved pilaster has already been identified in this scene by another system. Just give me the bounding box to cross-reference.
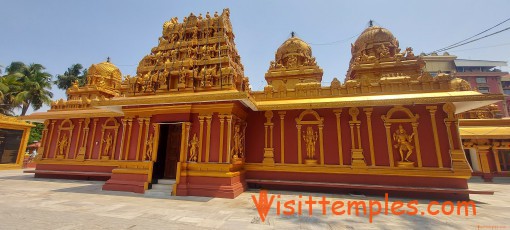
[124,118,133,160]
[426,106,443,168]
[88,118,98,159]
[333,109,343,165]
[218,115,226,163]
[135,118,144,161]
[349,107,366,167]
[198,115,206,162]
[263,110,274,165]
[278,111,286,164]
[205,115,212,163]
[363,108,375,166]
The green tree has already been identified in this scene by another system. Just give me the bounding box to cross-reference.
[54,64,88,90]
[0,74,21,116]
[28,122,44,143]
[5,62,54,116]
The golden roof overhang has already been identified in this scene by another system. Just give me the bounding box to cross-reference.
[92,90,257,112]
[254,91,503,111]
[459,118,510,139]
[0,114,35,128]
[20,108,124,123]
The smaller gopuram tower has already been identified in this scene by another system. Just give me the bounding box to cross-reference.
[347,23,424,81]
[264,33,323,92]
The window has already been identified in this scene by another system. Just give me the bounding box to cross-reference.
[504,89,510,95]
[478,87,490,93]
[476,77,487,83]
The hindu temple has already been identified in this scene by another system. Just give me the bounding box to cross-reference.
[22,9,504,200]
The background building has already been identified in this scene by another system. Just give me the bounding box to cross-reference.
[423,53,509,117]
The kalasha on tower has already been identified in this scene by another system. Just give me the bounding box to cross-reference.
[23,10,504,200]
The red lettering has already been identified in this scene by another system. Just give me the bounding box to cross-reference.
[251,190,274,222]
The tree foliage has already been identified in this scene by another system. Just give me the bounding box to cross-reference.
[28,122,44,143]
[2,61,54,116]
[54,64,88,90]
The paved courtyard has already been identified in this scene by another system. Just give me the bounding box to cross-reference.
[0,169,508,229]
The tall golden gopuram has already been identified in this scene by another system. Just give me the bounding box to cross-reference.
[129,9,249,94]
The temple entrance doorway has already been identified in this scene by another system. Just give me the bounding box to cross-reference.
[152,123,182,182]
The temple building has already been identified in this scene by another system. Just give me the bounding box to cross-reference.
[22,9,504,200]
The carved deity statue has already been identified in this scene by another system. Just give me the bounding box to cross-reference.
[287,55,298,68]
[103,133,113,156]
[145,134,154,161]
[57,134,69,156]
[393,125,415,162]
[377,44,390,58]
[303,126,318,159]
[188,133,199,162]
[231,124,244,160]
[404,47,415,58]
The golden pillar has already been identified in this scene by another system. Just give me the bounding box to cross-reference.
[333,110,343,165]
[477,145,492,174]
[124,118,133,160]
[318,124,324,165]
[411,122,423,168]
[226,115,233,161]
[263,111,274,165]
[297,124,302,164]
[141,118,151,161]
[218,115,226,163]
[198,115,205,162]
[278,111,286,164]
[426,106,443,168]
[135,118,145,161]
[73,119,83,159]
[384,123,395,167]
[349,107,366,167]
[88,118,98,159]
[493,147,502,173]
[44,121,56,159]
[119,118,128,160]
[205,115,212,163]
[363,108,375,166]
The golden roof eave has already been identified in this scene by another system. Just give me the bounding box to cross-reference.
[20,108,124,123]
[92,90,257,111]
[0,114,35,128]
[459,126,510,139]
[254,91,503,111]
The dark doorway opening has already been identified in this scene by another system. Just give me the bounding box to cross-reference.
[152,123,182,182]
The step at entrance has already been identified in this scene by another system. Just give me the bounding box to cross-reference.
[144,179,176,198]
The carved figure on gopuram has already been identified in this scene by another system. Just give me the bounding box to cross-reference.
[393,125,415,162]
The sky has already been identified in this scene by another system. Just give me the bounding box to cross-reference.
[2,0,510,115]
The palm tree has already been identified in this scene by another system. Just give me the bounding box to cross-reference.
[0,74,21,115]
[54,63,88,90]
[5,62,53,116]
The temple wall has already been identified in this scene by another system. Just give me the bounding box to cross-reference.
[245,104,455,169]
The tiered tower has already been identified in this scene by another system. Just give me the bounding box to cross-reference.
[347,24,425,81]
[264,33,323,93]
[130,8,249,94]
